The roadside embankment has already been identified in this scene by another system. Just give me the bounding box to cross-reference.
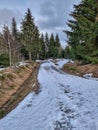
[62,62,98,78]
[0,61,40,118]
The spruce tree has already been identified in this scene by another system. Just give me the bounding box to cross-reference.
[45,32,49,58]
[55,33,60,47]
[64,0,98,63]
[54,33,61,58]
[11,17,20,63]
[39,33,45,59]
[33,26,40,60]
[12,18,18,39]
[21,8,36,60]
[48,33,55,58]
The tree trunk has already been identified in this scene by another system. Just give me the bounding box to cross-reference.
[37,53,39,60]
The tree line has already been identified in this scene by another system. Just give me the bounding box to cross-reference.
[1,0,96,67]
[64,0,98,64]
[0,8,63,67]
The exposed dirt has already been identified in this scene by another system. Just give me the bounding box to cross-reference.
[0,61,40,118]
[62,62,98,78]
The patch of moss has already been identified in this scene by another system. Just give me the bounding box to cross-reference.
[0,73,6,80]
[6,73,14,79]
[64,64,79,74]
[0,109,5,118]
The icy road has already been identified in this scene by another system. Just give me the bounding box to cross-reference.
[0,59,98,130]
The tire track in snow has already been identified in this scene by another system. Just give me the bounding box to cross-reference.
[0,60,98,130]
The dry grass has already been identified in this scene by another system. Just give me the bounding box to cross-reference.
[0,62,40,118]
[63,62,98,78]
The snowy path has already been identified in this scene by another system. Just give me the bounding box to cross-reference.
[0,59,98,130]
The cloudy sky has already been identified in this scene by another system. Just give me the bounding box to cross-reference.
[0,0,81,47]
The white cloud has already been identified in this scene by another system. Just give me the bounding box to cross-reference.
[0,0,82,47]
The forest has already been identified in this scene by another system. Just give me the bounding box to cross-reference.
[0,9,63,67]
[0,1,98,129]
[0,0,98,67]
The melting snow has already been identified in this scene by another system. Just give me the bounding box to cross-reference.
[83,73,98,81]
[0,59,98,130]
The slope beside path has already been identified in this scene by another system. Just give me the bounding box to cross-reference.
[0,62,40,118]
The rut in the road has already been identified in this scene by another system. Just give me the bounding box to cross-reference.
[0,60,98,130]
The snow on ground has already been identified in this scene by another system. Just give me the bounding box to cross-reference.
[0,68,5,71]
[55,59,74,68]
[0,59,98,130]
[18,61,27,66]
[0,67,8,71]
[83,73,98,81]
[55,59,69,68]
[0,61,27,71]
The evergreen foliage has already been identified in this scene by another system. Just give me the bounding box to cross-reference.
[64,0,98,64]
[55,33,61,47]
[11,18,18,40]
[0,8,63,67]
[47,33,61,58]
[32,26,40,60]
[48,33,55,58]
[0,54,9,67]
[21,8,36,60]
[44,32,49,58]
[11,17,20,64]
[20,45,29,60]
[39,34,45,60]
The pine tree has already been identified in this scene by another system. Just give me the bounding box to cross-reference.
[64,0,98,63]
[55,33,60,47]
[95,0,98,47]
[33,26,40,60]
[44,32,49,58]
[50,33,55,47]
[21,8,36,60]
[12,18,17,39]
[39,33,45,59]
[48,33,55,58]
[54,33,61,58]
[11,17,20,63]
